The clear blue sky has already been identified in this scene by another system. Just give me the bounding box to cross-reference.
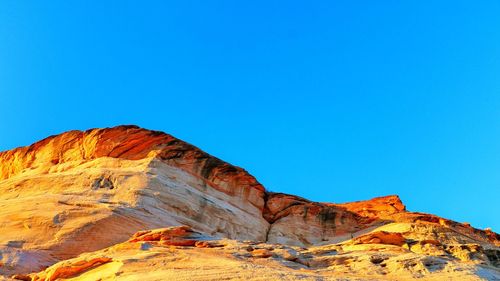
[1,1,499,231]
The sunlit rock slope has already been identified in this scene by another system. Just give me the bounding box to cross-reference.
[0,125,498,280]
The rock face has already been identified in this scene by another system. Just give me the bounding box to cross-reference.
[264,193,368,246]
[337,194,406,218]
[128,226,204,246]
[0,126,268,276]
[262,193,408,246]
[21,226,500,281]
[0,125,499,280]
[0,125,265,207]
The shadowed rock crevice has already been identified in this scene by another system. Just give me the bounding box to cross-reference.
[91,176,114,190]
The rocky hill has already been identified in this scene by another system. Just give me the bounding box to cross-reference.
[0,125,498,280]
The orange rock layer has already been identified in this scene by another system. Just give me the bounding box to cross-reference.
[129,226,202,246]
[31,257,112,281]
[0,125,265,207]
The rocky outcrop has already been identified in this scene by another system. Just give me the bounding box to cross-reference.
[128,226,204,246]
[263,193,368,246]
[0,126,269,276]
[263,193,408,247]
[336,195,406,218]
[0,125,264,208]
[0,125,499,280]
[31,257,113,281]
[352,231,406,246]
[19,225,500,281]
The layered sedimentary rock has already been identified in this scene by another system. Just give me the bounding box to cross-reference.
[337,194,406,218]
[21,226,500,281]
[0,126,269,276]
[263,193,407,246]
[0,125,498,280]
[0,125,265,208]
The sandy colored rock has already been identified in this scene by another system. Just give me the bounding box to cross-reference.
[129,226,205,247]
[337,195,406,218]
[352,231,406,246]
[23,226,500,281]
[0,126,269,276]
[264,193,370,246]
[264,193,413,247]
[251,248,273,258]
[30,257,112,281]
[0,125,499,280]
[0,125,265,208]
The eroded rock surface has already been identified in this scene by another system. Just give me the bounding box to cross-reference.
[0,126,269,276]
[17,226,500,281]
[0,125,498,280]
[128,226,205,246]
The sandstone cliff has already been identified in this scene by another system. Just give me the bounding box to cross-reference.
[0,126,498,280]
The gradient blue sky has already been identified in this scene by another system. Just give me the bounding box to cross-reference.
[1,1,499,230]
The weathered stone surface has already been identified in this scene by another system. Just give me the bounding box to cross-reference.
[263,193,402,247]
[0,125,499,280]
[129,226,205,247]
[251,249,273,258]
[352,231,406,246]
[0,125,265,209]
[24,226,500,281]
[0,126,269,276]
[32,257,112,281]
[336,195,406,218]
